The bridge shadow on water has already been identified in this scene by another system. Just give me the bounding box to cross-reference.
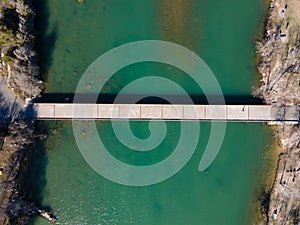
[37,93,265,105]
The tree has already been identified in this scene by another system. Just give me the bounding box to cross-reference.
[0,25,16,53]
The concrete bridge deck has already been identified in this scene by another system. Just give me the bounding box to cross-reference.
[33,104,299,123]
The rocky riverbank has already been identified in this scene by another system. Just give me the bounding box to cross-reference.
[257,0,300,224]
[0,0,44,224]
[0,0,42,100]
[0,121,44,225]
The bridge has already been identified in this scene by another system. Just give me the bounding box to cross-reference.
[33,103,299,123]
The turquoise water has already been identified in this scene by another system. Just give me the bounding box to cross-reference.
[25,0,271,224]
[36,0,265,96]
[26,121,271,225]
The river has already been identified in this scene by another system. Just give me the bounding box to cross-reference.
[24,0,274,224]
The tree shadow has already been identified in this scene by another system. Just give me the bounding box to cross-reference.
[20,122,49,224]
[0,92,13,123]
[33,0,57,82]
[0,0,56,220]
[0,92,37,123]
[0,92,49,223]
[0,92,23,123]
[0,91,48,223]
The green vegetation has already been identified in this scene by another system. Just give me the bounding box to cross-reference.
[0,5,21,57]
[0,24,19,64]
[0,25,16,48]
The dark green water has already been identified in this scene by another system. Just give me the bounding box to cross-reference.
[26,0,272,224]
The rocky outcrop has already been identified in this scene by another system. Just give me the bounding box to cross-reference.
[0,1,44,224]
[257,0,300,224]
[0,121,44,225]
[0,0,42,100]
[257,0,300,106]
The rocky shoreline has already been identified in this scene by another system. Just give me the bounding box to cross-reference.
[0,121,44,225]
[0,0,42,100]
[257,0,300,224]
[0,1,44,225]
